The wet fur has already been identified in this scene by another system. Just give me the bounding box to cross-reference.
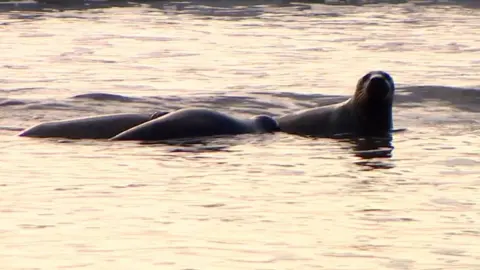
[111,108,279,141]
[18,112,168,139]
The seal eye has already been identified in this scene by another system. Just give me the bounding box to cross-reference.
[361,73,371,83]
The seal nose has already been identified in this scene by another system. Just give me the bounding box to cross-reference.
[366,75,391,99]
[369,75,389,88]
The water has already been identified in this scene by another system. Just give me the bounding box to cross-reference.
[1,2,480,269]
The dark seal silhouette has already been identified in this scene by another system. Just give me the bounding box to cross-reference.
[18,112,168,139]
[276,71,395,138]
[110,108,279,141]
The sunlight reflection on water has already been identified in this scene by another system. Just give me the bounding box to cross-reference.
[0,2,480,269]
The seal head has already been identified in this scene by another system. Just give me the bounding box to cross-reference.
[251,115,280,133]
[275,70,396,138]
[351,70,395,137]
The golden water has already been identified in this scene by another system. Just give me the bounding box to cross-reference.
[0,2,479,269]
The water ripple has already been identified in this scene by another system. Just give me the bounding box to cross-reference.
[0,2,479,270]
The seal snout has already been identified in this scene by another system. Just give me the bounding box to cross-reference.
[365,73,392,100]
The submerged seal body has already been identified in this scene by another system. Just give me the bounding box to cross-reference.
[276,71,395,138]
[18,112,168,139]
[111,108,279,141]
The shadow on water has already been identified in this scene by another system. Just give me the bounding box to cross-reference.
[346,136,395,170]
[410,0,480,8]
[322,131,396,170]
[137,133,272,153]
[396,86,480,113]
[253,85,480,115]
[126,131,396,170]
[0,0,138,12]
[291,130,396,170]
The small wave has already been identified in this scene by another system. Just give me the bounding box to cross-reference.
[358,42,415,52]
[143,92,290,115]
[25,102,74,110]
[1,87,45,93]
[251,91,348,111]
[396,85,480,112]
[0,126,24,132]
[178,6,265,18]
[71,93,137,102]
[2,65,30,70]
[295,11,343,18]
[104,35,173,42]
[0,99,26,106]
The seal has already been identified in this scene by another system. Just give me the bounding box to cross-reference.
[276,71,395,138]
[110,108,280,141]
[18,111,169,139]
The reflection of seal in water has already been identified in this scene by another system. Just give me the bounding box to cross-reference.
[18,112,168,139]
[111,108,280,141]
[276,70,395,138]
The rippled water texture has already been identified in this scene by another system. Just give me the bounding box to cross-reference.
[1,2,479,269]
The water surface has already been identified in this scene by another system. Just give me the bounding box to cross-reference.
[1,2,479,269]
